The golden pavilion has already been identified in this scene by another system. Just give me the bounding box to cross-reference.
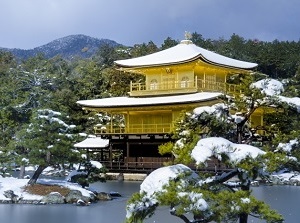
[76,39,258,172]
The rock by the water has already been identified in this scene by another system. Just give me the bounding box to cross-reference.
[96,192,112,201]
[76,199,90,206]
[251,181,259,187]
[117,173,124,181]
[3,190,19,203]
[109,191,121,197]
[41,192,65,204]
[65,190,91,203]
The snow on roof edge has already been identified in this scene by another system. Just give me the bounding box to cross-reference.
[115,40,258,70]
[77,92,222,108]
[74,137,109,148]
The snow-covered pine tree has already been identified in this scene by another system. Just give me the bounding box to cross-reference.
[15,109,80,185]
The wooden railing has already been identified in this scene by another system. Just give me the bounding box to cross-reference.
[98,156,231,173]
[129,78,240,96]
[94,123,172,134]
[130,80,197,96]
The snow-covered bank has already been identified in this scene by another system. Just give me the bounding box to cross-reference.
[0,176,101,204]
[270,172,300,186]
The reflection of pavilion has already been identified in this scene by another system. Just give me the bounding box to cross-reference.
[76,39,258,172]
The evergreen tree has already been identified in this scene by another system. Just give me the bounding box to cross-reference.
[161,37,178,50]
[13,109,80,184]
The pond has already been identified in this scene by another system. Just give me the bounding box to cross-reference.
[0,181,298,223]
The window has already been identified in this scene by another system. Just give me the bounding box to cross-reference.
[150,79,158,90]
[180,76,189,88]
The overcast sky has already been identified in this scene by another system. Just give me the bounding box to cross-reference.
[1,0,299,49]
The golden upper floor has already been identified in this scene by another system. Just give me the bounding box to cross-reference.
[115,39,257,97]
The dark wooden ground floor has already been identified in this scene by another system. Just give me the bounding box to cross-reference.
[87,134,229,174]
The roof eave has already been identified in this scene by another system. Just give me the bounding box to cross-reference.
[115,54,258,72]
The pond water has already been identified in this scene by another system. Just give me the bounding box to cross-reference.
[0,181,299,223]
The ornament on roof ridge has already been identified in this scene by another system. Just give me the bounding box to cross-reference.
[184,31,192,40]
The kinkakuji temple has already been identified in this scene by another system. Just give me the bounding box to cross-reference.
[76,39,258,173]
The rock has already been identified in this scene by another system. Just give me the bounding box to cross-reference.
[117,173,124,182]
[251,181,259,187]
[109,191,122,197]
[96,192,112,201]
[3,190,19,203]
[65,190,90,203]
[41,192,65,204]
[76,199,90,206]
[290,178,300,186]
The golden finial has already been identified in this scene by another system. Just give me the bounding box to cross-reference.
[184,31,192,40]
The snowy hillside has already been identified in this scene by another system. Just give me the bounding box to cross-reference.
[0,34,120,60]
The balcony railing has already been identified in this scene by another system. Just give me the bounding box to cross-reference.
[129,78,240,96]
[130,80,197,96]
[94,123,172,135]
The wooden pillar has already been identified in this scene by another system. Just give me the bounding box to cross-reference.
[110,112,113,133]
[126,111,129,133]
[126,141,130,169]
[109,143,113,169]
[101,148,104,161]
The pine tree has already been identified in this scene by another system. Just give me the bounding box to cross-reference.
[13,109,80,184]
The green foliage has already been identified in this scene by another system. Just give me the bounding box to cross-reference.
[0,50,16,74]
[126,192,158,223]
[161,37,179,50]
[209,190,283,223]
[126,168,284,223]
[129,41,159,58]
[283,65,300,97]
[11,109,81,181]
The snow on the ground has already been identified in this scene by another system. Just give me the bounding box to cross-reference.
[0,176,94,201]
[37,178,94,197]
[0,176,43,201]
[271,171,300,185]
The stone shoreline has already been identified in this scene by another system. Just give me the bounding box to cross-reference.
[0,189,120,205]
[106,172,147,181]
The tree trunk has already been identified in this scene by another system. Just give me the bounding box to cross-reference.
[237,123,243,144]
[27,165,47,185]
[18,165,25,179]
[239,184,250,223]
[239,213,248,223]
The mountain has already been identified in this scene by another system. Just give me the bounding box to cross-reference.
[0,34,121,61]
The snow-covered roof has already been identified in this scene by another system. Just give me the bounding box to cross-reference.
[77,92,222,108]
[115,40,258,69]
[74,137,109,148]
